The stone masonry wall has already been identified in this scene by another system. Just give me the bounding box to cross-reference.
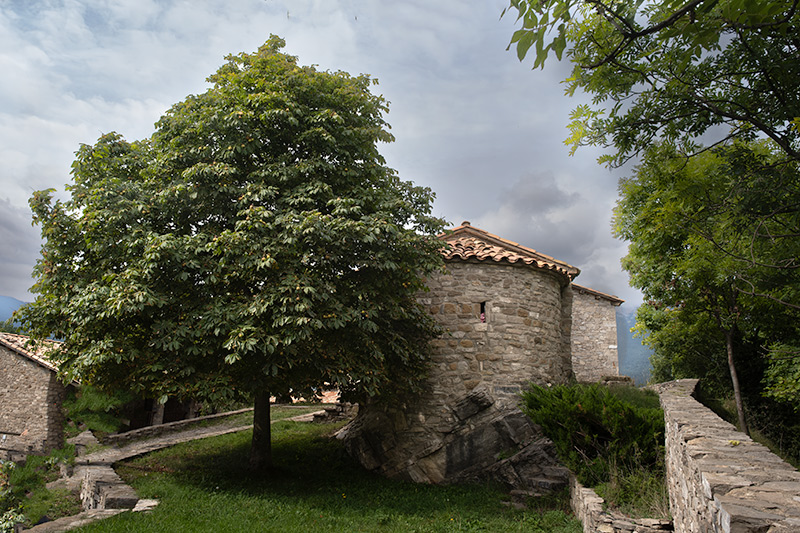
[655,379,800,533]
[339,261,573,487]
[0,345,66,457]
[570,474,672,533]
[570,288,619,382]
[423,261,573,399]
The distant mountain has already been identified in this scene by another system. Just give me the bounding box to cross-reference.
[616,306,654,386]
[0,295,27,323]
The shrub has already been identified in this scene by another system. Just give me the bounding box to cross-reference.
[1,446,83,528]
[521,384,664,488]
[63,385,134,437]
[0,461,25,533]
[0,508,25,533]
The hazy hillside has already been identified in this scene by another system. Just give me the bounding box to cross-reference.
[0,295,26,323]
[616,306,654,386]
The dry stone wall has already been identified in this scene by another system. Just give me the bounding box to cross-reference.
[655,379,800,533]
[570,474,672,533]
[570,287,620,382]
[339,261,573,487]
[0,345,66,458]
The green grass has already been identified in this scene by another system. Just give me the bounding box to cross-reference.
[4,447,83,526]
[74,420,582,532]
[594,466,670,519]
[606,385,661,410]
[3,406,326,529]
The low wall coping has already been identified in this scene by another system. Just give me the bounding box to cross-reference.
[101,407,254,446]
[655,379,800,533]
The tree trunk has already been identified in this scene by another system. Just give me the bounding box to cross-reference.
[249,390,272,471]
[150,400,165,426]
[725,329,749,435]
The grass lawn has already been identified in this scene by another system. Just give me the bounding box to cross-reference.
[74,419,582,532]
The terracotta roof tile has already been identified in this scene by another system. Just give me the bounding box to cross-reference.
[572,283,624,305]
[0,332,61,373]
[440,221,580,280]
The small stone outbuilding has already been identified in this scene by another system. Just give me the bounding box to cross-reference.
[0,333,67,459]
[340,222,623,489]
[571,284,623,382]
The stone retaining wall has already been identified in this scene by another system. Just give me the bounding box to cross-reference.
[80,465,139,510]
[101,407,253,446]
[570,474,672,533]
[655,379,800,532]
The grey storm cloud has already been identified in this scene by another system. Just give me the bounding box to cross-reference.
[0,198,41,301]
[476,172,598,261]
[0,0,642,306]
[505,172,580,214]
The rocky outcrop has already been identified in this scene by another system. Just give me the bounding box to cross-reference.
[337,386,568,491]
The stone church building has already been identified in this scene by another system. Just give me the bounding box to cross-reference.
[339,222,623,488]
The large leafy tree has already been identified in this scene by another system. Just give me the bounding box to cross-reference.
[19,37,446,470]
[505,0,800,300]
[505,0,800,166]
[615,141,800,430]
[505,1,800,409]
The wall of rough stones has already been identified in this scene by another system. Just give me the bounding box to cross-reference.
[655,379,800,533]
[0,345,66,458]
[423,262,573,398]
[570,287,620,382]
[339,261,574,486]
[570,474,672,533]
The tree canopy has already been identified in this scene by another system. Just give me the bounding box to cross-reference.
[505,1,800,434]
[505,0,800,166]
[504,0,800,295]
[614,141,800,430]
[19,36,446,469]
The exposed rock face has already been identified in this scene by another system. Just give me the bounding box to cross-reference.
[338,386,568,490]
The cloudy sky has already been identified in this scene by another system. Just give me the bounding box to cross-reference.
[0,0,639,306]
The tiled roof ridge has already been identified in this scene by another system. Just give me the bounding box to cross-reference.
[0,332,61,373]
[572,283,624,305]
[440,221,580,280]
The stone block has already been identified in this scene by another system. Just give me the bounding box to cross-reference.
[463,379,481,390]
[453,387,494,421]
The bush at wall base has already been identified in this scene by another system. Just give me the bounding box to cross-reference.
[521,383,666,514]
